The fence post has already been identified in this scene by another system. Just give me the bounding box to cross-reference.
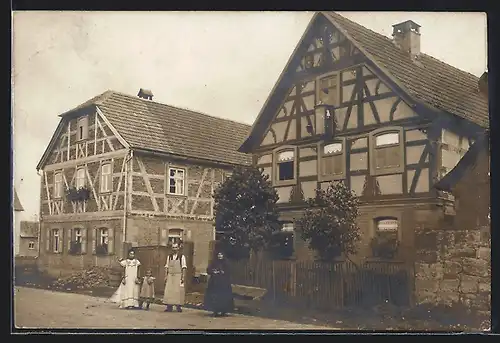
[290,261,296,297]
[340,263,344,308]
[272,260,276,302]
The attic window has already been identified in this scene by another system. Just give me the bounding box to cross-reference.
[316,73,339,107]
[77,116,89,141]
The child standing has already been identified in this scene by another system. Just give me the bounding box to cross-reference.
[139,268,156,310]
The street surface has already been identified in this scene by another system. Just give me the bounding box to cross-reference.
[14,287,334,330]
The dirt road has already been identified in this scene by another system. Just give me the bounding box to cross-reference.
[14,287,335,330]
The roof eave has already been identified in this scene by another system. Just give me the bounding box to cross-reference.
[238,12,320,153]
[58,104,97,118]
[36,119,66,171]
[131,147,251,169]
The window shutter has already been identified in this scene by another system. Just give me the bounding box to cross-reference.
[322,155,341,175]
[161,228,168,246]
[81,228,87,254]
[45,228,51,252]
[375,148,387,169]
[332,155,344,175]
[108,228,114,254]
[386,146,401,167]
[92,229,97,254]
[67,228,72,254]
[58,229,64,254]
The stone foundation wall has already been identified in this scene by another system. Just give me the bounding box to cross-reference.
[414,226,491,315]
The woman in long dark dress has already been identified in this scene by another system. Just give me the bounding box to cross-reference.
[204,251,234,317]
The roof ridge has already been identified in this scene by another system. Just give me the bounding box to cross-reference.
[328,12,483,80]
[105,91,252,128]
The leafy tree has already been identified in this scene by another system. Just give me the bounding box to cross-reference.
[213,166,281,259]
[296,181,361,261]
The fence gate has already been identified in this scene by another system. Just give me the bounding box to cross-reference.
[134,245,169,295]
[134,242,195,295]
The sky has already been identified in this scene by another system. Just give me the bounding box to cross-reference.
[12,11,487,220]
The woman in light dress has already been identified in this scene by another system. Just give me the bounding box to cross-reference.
[109,249,142,309]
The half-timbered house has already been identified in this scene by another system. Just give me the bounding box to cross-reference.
[36,89,251,276]
[435,71,490,232]
[239,12,489,262]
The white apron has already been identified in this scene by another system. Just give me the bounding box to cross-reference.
[117,258,141,308]
[163,255,185,305]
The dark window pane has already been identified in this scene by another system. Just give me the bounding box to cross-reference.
[278,161,294,181]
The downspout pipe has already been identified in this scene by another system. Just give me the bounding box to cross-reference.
[122,149,133,258]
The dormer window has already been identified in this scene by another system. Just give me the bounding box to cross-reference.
[369,128,405,176]
[273,147,297,187]
[77,116,89,141]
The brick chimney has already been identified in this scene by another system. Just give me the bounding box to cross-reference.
[392,20,421,58]
[478,71,488,97]
[137,88,153,100]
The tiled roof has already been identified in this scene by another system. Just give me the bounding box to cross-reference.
[92,91,252,166]
[14,189,24,211]
[20,221,39,238]
[325,12,489,128]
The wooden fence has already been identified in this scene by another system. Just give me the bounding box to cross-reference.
[228,258,413,310]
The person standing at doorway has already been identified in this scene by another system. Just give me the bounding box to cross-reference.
[163,242,187,312]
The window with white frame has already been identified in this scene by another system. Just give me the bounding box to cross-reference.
[28,241,35,250]
[319,141,345,179]
[69,228,83,254]
[371,217,400,259]
[54,172,63,198]
[52,229,60,253]
[370,129,404,175]
[376,218,399,233]
[168,228,183,246]
[77,116,89,141]
[276,150,295,182]
[100,163,112,193]
[75,228,82,243]
[100,228,109,246]
[96,228,109,254]
[94,227,113,255]
[168,168,185,195]
[76,168,86,189]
